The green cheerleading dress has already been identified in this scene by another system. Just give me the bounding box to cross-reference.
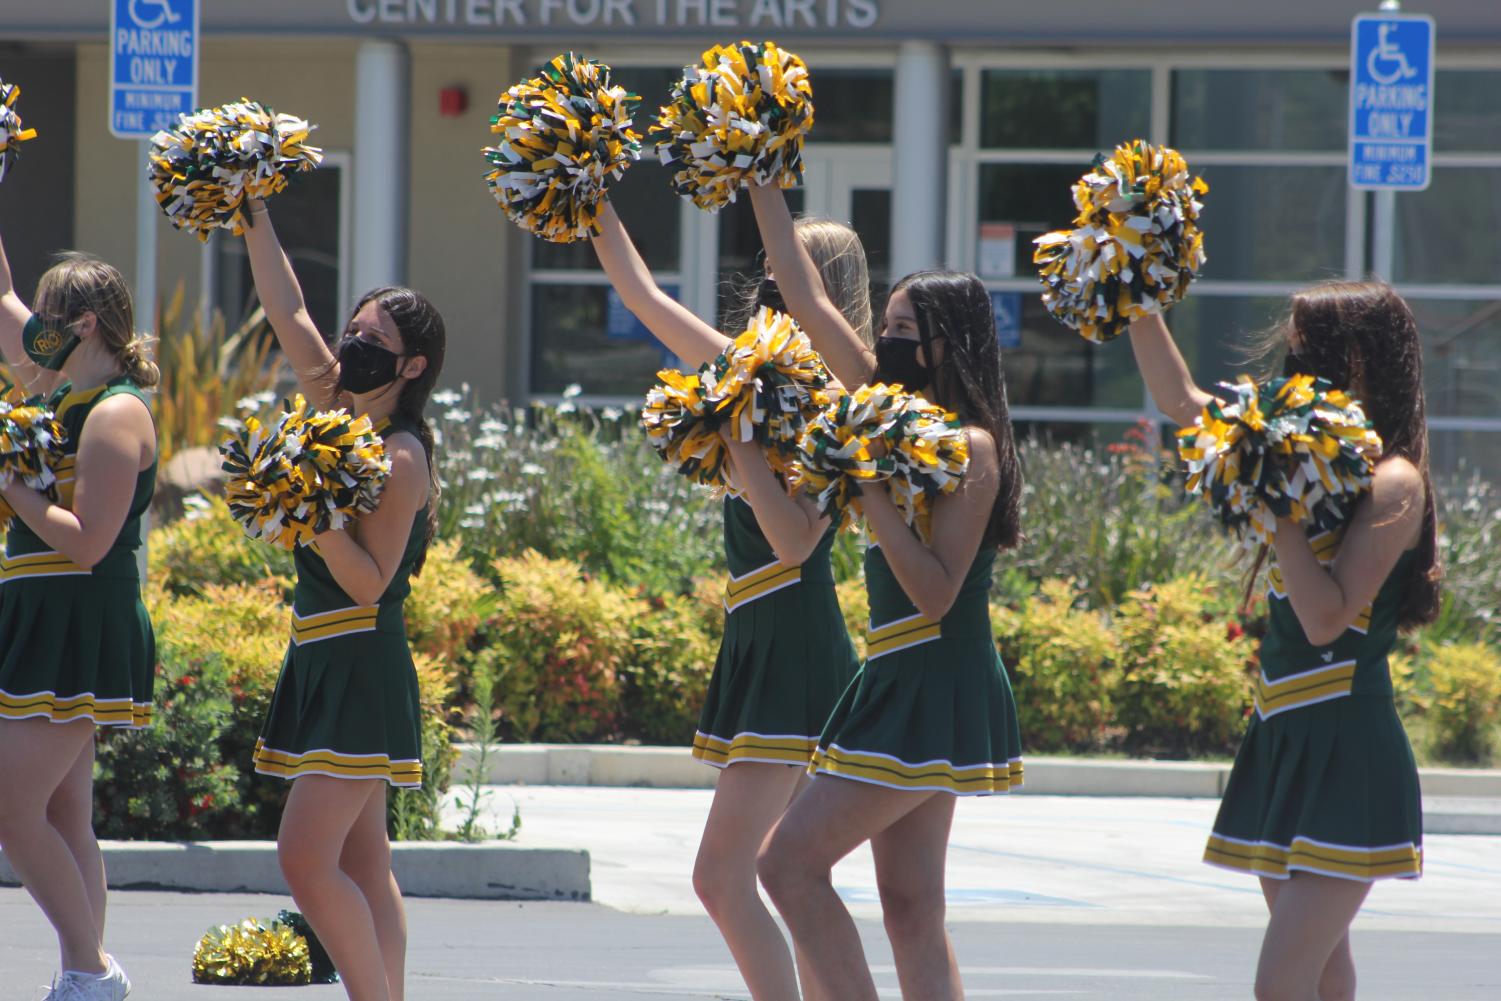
[1205,526,1423,881]
[253,416,426,788]
[0,377,157,728]
[691,495,861,768]
[809,542,1024,795]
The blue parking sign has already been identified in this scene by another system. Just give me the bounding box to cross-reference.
[991,292,1022,350]
[110,0,198,139]
[1349,12,1435,191]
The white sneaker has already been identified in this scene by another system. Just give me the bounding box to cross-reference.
[40,958,129,1001]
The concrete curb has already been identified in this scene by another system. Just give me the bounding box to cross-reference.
[0,841,589,901]
[454,743,1501,801]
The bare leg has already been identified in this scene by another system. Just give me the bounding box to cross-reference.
[46,735,107,943]
[785,773,830,1001]
[693,762,807,1000]
[1260,878,1359,1001]
[871,794,962,1001]
[758,776,940,1001]
[338,783,407,1001]
[0,719,106,974]
[279,776,390,1001]
[1254,873,1371,1001]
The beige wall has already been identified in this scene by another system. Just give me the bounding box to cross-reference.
[72,39,525,403]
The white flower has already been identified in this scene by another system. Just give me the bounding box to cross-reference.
[235,395,261,412]
[432,429,445,446]
[480,418,508,434]
[464,503,486,516]
[562,383,583,399]
[444,408,472,422]
[520,462,545,477]
[182,494,212,521]
[556,401,577,415]
[600,407,623,421]
[459,517,485,529]
[473,435,505,450]
[467,468,498,482]
[461,382,472,394]
[217,417,245,432]
[432,389,463,406]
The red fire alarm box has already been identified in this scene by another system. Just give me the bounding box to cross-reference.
[439,86,468,117]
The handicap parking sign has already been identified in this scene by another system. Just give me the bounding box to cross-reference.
[1349,11,1435,191]
[110,0,199,139]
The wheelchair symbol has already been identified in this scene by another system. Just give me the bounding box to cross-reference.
[129,0,182,30]
[1367,23,1418,86]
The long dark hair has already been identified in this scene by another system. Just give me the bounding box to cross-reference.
[889,270,1022,550]
[1255,280,1441,630]
[351,286,446,574]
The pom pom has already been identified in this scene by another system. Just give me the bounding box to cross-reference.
[794,384,969,541]
[1033,140,1208,343]
[651,40,814,213]
[218,395,391,550]
[482,53,642,243]
[190,917,312,986]
[149,100,324,241]
[639,308,832,492]
[276,910,338,984]
[1178,373,1383,549]
[0,79,39,184]
[0,396,67,528]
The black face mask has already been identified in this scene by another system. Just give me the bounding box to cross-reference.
[22,313,80,371]
[874,336,930,390]
[753,275,785,315]
[337,334,403,394]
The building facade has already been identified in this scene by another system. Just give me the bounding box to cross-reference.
[2,1,1498,475]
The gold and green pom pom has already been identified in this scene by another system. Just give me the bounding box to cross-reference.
[149,99,324,241]
[275,909,338,984]
[218,395,391,550]
[483,53,642,243]
[651,40,814,213]
[1032,140,1208,344]
[0,78,38,184]
[794,384,969,541]
[640,308,832,492]
[191,917,312,986]
[1178,373,1383,549]
[0,396,67,529]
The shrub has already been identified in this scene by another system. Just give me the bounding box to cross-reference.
[618,589,719,745]
[402,537,497,694]
[1415,642,1501,765]
[149,495,293,598]
[1111,575,1257,758]
[485,550,635,742]
[835,577,870,660]
[992,579,1117,752]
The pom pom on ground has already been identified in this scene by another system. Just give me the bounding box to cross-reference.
[275,910,339,984]
[794,383,969,540]
[483,53,641,243]
[219,395,391,550]
[651,40,813,212]
[640,308,832,493]
[149,100,324,241]
[191,918,313,986]
[1033,140,1207,343]
[0,79,38,184]
[1178,373,1383,549]
[0,396,66,529]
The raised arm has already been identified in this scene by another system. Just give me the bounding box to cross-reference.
[721,434,829,566]
[240,199,340,409]
[589,204,730,369]
[0,222,63,397]
[1126,314,1214,427]
[748,183,875,389]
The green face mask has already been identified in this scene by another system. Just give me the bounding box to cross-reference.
[22,313,80,371]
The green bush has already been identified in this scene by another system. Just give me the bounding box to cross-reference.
[618,586,720,745]
[1413,642,1501,764]
[835,577,870,660]
[1111,575,1257,758]
[148,495,293,597]
[992,579,1117,752]
[402,536,497,696]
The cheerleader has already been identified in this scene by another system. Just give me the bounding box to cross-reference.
[238,198,445,1001]
[747,183,1025,1000]
[0,237,158,1000]
[589,202,866,999]
[1127,284,1437,1001]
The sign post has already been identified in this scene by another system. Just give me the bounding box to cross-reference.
[1349,2,1435,279]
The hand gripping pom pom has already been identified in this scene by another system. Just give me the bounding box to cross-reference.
[0,79,39,184]
[651,40,814,213]
[482,53,642,243]
[149,100,324,242]
[639,307,833,493]
[218,395,392,550]
[1032,140,1208,343]
[1178,373,1383,550]
[191,917,313,986]
[0,396,67,528]
[793,384,970,542]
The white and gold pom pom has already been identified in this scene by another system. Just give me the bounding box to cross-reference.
[149,100,324,241]
[1178,373,1383,549]
[640,368,731,491]
[483,53,641,243]
[1033,140,1207,343]
[219,395,390,550]
[0,395,66,527]
[652,40,813,213]
[191,918,313,987]
[0,78,38,184]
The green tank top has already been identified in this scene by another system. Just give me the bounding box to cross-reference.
[4,377,156,580]
[1256,525,1415,718]
[289,415,428,644]
[863,542,996,660]
[721,495,837,612]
